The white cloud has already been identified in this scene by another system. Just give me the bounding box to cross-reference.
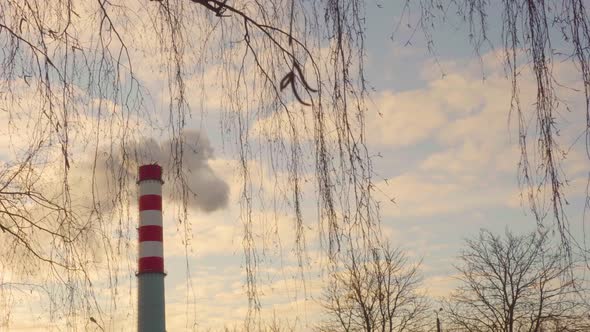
[367,90,447,147]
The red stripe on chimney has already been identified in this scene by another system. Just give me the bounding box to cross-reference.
[139,165,162,182]
[138,225,163,242]
[139,194,161,211]
[139,257,164,273]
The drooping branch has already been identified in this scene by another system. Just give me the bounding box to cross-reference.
[405,0,590,263]
[188,0,320,106]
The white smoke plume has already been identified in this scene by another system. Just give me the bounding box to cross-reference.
[66,130,229,214]
[129,130,230,213]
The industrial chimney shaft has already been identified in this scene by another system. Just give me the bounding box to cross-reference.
[137,164,166,332]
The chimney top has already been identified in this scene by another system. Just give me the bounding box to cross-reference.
[138,164,162,182]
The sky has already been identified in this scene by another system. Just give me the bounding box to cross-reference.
[1,1,589,331]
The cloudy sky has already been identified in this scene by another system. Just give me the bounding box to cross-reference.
[2,1,589,331]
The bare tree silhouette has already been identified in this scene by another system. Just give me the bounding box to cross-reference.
[446,229,588,332]
[318,243,429,332]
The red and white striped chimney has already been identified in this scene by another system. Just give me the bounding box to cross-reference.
[138,164,164,273]
[137,164,166,331]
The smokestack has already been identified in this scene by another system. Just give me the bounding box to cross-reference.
[137,164,166,332]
